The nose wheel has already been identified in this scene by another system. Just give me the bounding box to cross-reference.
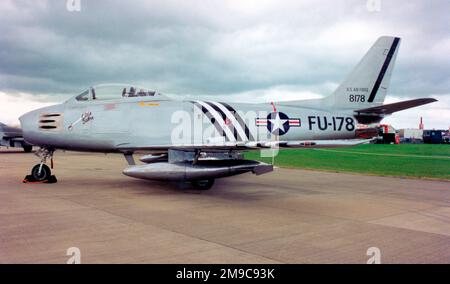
[23,148,57,184]
[31,164,52,181]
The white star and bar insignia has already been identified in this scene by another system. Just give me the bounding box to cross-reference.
[256,112,301,136]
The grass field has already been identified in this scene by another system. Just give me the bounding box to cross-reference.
[245,144,450,180]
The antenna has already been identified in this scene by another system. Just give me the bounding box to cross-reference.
[419,117,424,130]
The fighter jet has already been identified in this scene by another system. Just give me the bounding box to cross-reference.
[0,122,33,152]
[19,36,436,189]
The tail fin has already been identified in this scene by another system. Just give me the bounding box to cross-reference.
[277,36,437,123]
[327,36,401,110]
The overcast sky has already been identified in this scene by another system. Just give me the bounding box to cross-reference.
[0,0,449,128]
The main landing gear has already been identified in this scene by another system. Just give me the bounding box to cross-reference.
[190,179,215,190]
[23,148,58,184]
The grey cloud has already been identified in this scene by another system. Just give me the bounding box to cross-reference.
[0,0,449,98]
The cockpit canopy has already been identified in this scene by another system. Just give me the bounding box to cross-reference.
[73,84,164,102]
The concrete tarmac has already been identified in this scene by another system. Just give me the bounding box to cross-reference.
[0,149,449,263]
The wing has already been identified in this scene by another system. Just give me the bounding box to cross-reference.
[117,139,373,153]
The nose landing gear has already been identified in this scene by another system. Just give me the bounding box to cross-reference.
[31,164,52,181]
[23,148,58,184]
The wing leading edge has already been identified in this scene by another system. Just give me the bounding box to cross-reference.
[117,139,373,153]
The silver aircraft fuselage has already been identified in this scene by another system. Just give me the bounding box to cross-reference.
[19,93,358,153]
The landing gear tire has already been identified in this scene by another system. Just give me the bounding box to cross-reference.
[191,179,215,190]
[31,164,51,181]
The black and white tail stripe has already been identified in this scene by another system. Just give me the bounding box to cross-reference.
[204,101,240,141]
[219,102,255,141]
[194,101,236,142]
[192,101,229,141]
[368,37,400,103]
[192,101,254,142]
[207,101,249,142]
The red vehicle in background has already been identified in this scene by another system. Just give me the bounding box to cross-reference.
[356,124,399,144]
[378,124,400,144]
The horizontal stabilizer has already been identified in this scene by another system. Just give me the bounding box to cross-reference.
[355,98,437,115]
